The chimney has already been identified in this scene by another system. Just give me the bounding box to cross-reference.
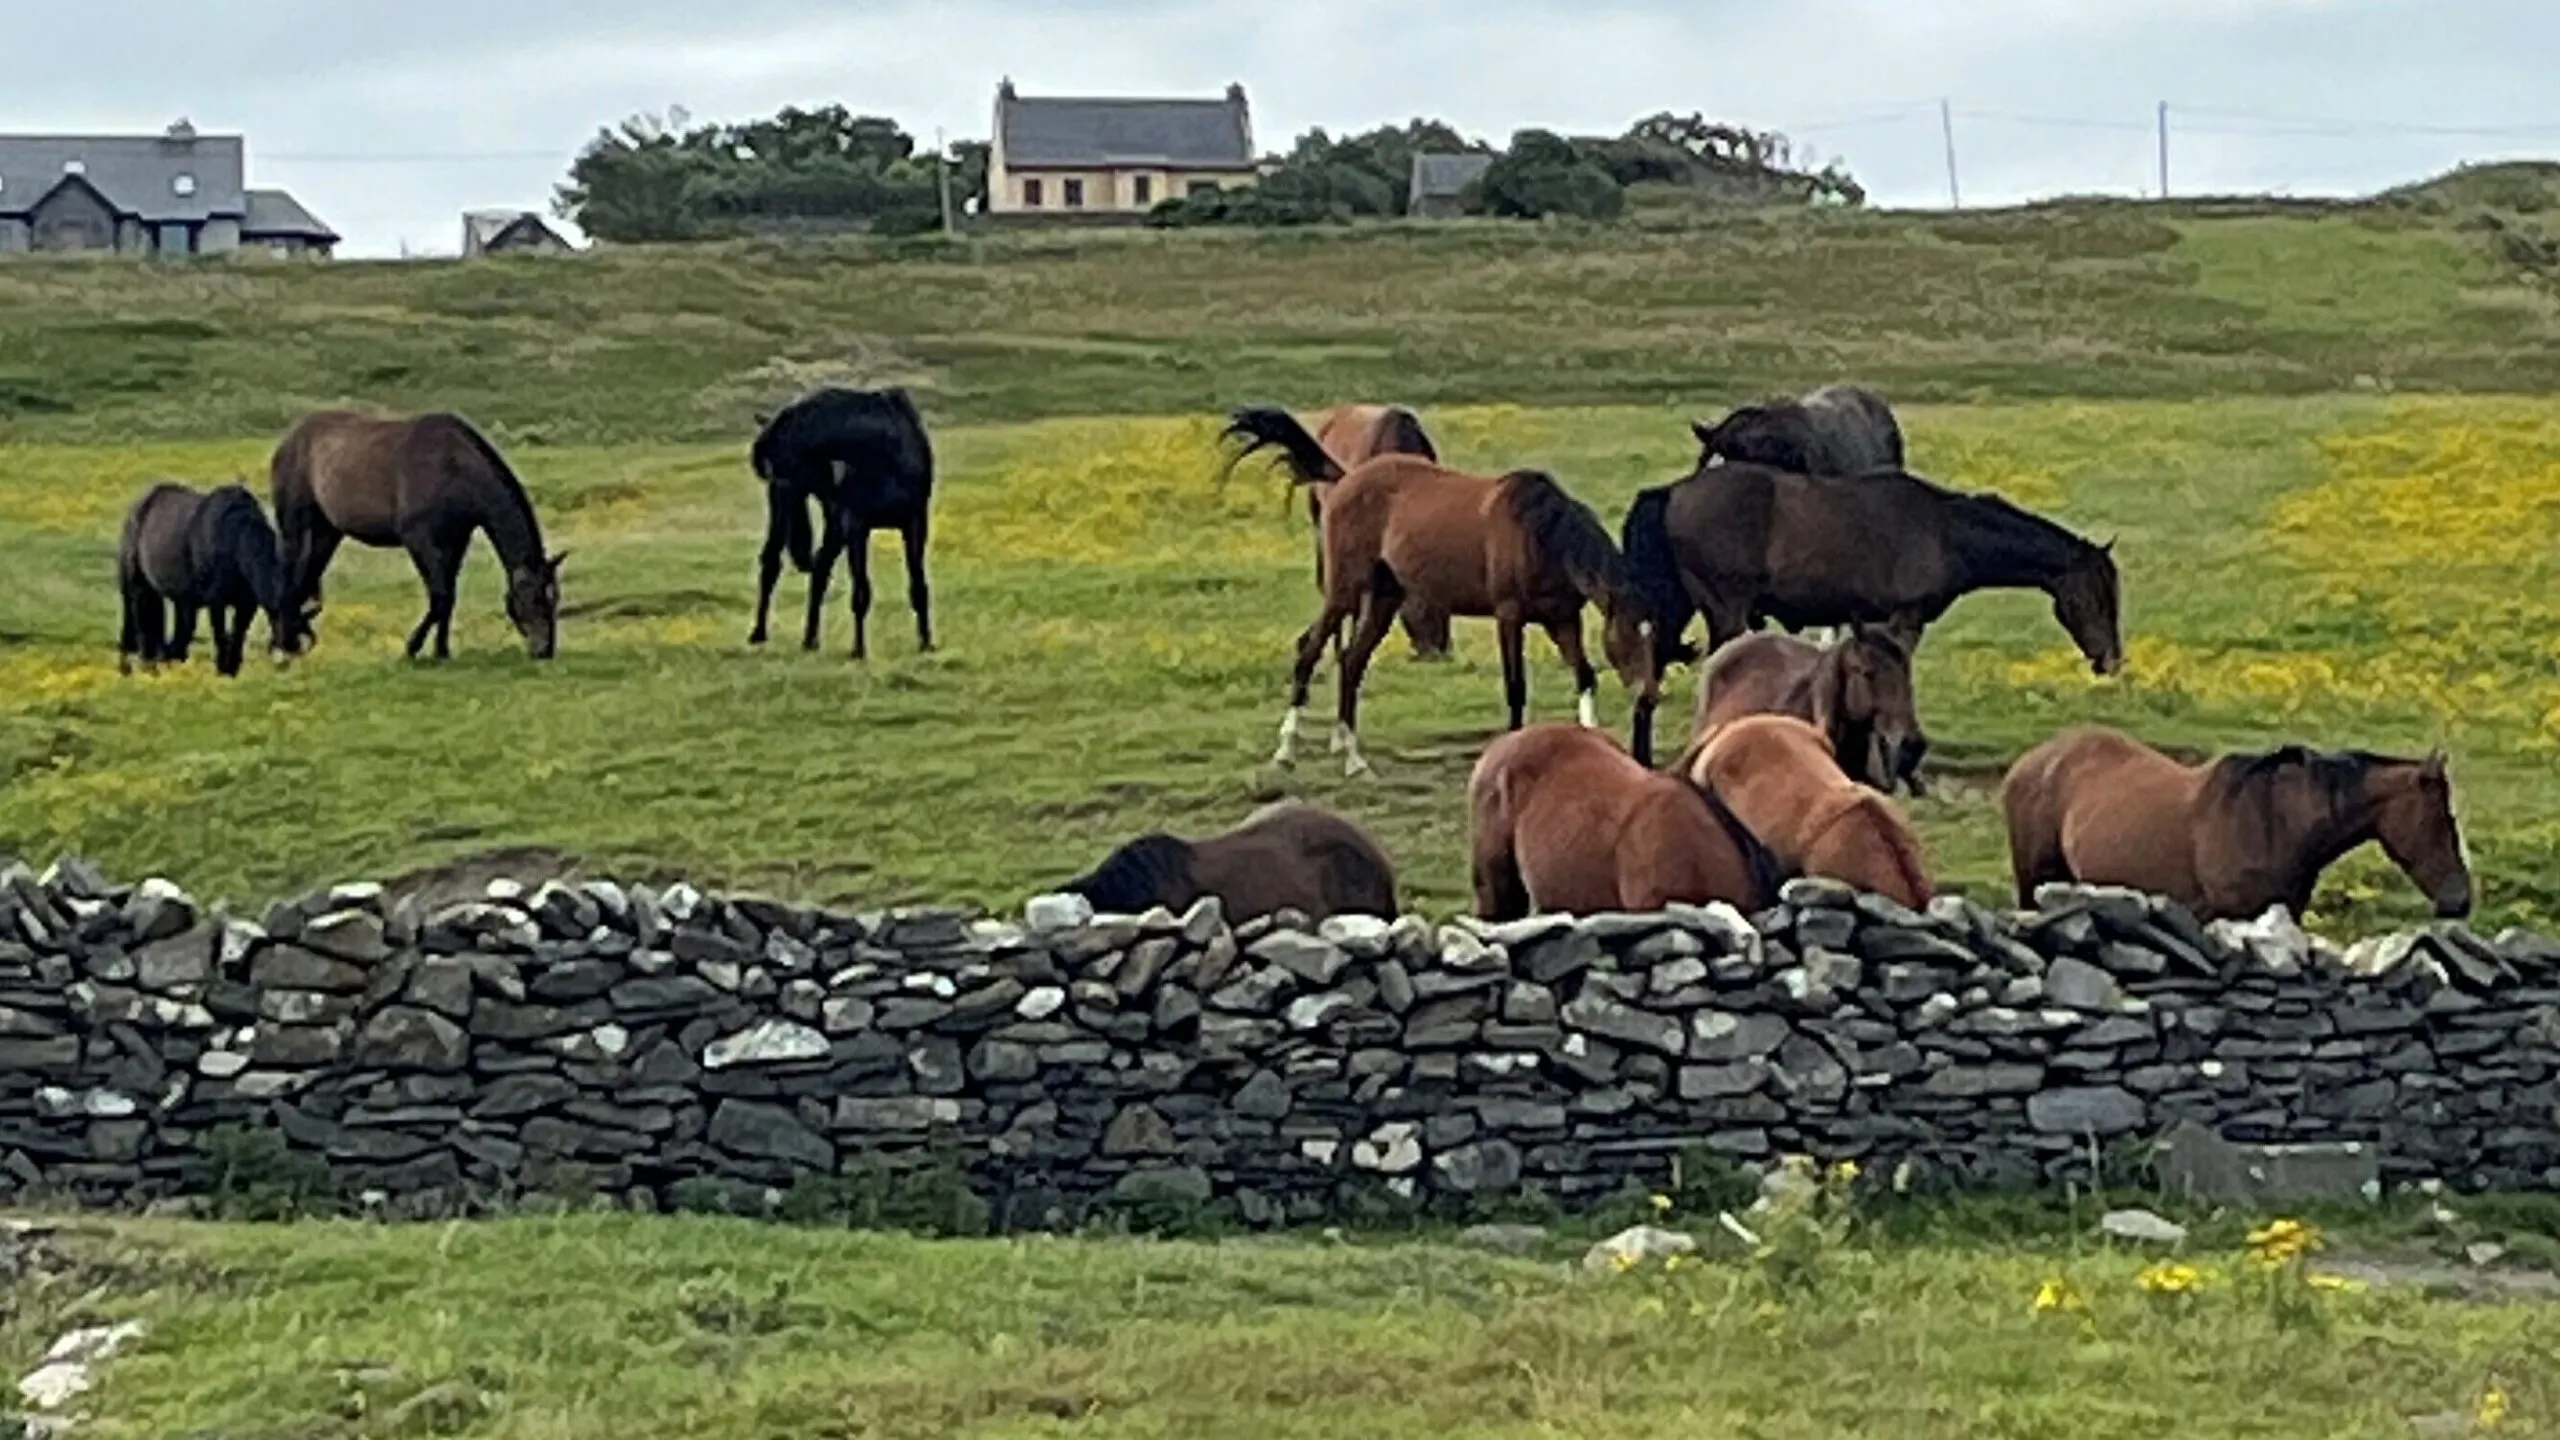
[1225,82,1246,105]
[998,77,1017,101]
[165,117,196,144]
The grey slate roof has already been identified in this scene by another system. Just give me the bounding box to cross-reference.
[0,133,248,220]
[997,87,1254,169]
[1410,152,1494,200]
[244,188,337,241]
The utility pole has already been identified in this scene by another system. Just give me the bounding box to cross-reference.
[935,126,956,236]
[2156,102,2171,199]
[1939,99,1961,209]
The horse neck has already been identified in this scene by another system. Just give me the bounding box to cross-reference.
[210,502,290,615]
[2239,765,2385,902]
[1947,496,2088,591]
[466,469,548,576]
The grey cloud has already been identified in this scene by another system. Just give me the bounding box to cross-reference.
[4,0,2552,256]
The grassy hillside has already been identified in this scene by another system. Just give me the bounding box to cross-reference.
[1,202,2556,447]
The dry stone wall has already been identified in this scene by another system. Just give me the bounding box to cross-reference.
[2,856,2556,1224]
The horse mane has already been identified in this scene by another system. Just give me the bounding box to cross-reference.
[1618,485,1697,666]
[1694,781,1790,911]
[1061,832,1195,914]
[2209,745,2395,812]
[1502,470,1643,614]
[1376,406,1438,462]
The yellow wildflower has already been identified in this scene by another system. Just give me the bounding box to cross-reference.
[2137,1261,2202,1295]
[2479,1387,2511,1430]
[1662,1254,1686,1273]
[2245,1218,2323,1265]
[2032,1276,2085,1315]
[2304,1273,2363,1293]
[1610,1251,1638,1274]
[1649,1192,1674,1214]
[1828,1159,1860,1185]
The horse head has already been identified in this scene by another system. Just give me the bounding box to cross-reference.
[2051,539,2124,677]
[506,550,567,660]
[2373,749,2472,918]
[1690,404,1814,473]
[1823,626,1926,793]
[1602,603,1665,765]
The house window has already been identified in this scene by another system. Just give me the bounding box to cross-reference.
[1022,177,1043,207]
[1132,175,1152,206]
[62,159,85,175]
[173,174,197,197]
[1064,178,1084,208]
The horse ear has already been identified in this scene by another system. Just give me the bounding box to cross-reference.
[1689,419,1717,446]
[752,411,772,428]
[548,549,570,573]
[2421,748,2447,780]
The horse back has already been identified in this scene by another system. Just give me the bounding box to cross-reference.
[121,480,203,591]
[1692,632,1820,740]
[2004,727,2204,898]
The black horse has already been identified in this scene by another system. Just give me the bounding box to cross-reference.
[118,480,311,677]
[748,388,937,658]
[1691,382,1907,478]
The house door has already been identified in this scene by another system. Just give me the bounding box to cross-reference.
[36,215,110,252]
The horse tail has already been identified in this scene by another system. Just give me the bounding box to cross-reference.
[1698,782,1790,912]
[1220,406,1343,486]
[1618,485,1699,665]
[1379,406,1438,462]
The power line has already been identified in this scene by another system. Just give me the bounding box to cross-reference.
[261,150,566,164]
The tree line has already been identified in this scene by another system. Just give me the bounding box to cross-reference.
[554,106,1861,243]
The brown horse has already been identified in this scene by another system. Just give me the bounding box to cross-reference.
[1308,404,1452,661]
[2000,727,2473,922]
[1224,409,1668,774]
[116,480,312,677]
[1054,799,1399,922]
[1468,723,1782,919]
[269,409,565,661]
[1681,714,1934,910]
[1621,459,2121,765]
[1692,628,1928,795]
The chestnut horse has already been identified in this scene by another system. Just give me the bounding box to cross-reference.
[1307,404,1452,661]
[1468,723,1782,919]
[1693,628,1928,795]
[1223,409,1666,775]
[270,409,565,661]
[1054,799,1398,923]
[1681,714,1934,910]
[2000,727,2473,921]
[1621,458,2121,765]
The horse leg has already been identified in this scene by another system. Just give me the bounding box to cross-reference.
[169,601,198,664]
[800,508,845,652]
[1276,601,1352,767]
[1332,593,1400,777]
[900,515,933,653]
[845,522,876,660]
[284,520,342,619]
[750,487,792,647]
[216,605,249,677]
[1543,617,1602,731]
[1495,614,1529,731]
[402,532,463,661]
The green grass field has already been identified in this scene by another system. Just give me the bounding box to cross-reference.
[8,195,2560,1436]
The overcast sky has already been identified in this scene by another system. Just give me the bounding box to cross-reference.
[6,0,2556,258]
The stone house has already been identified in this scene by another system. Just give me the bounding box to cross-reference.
[462,209,574,259]
[986,78,1259,219]
[0,121,337,258]
[1408,152,1494,218]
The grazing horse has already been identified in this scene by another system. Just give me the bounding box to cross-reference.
[1693,628,1928,795]
[116,481,311,677]
[1691,382,1907,478]
[1055,799,1399,923]
[1680,715,1933,910]
[749,387,937,659]
[1292,404,1453,661]
[2000,727,2473,922]
[1621,459,2121,766]
[1224,408,1668,774]
[1468,723,1782,919]
[270,410,565,661]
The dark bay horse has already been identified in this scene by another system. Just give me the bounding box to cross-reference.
[269,410,564,661]
[1303,404,1453,661]
[1224,409,1666,775]
[116,481,311,677]
[749,387,936,659]
[2000,727,2473,922]
[1693,628,1927,795]
[1681,715,1933,910]
[1469,723,1781,918]
[1056,800,1399,922]
[1621,460,2122,765]
[1691,382,1906,477]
